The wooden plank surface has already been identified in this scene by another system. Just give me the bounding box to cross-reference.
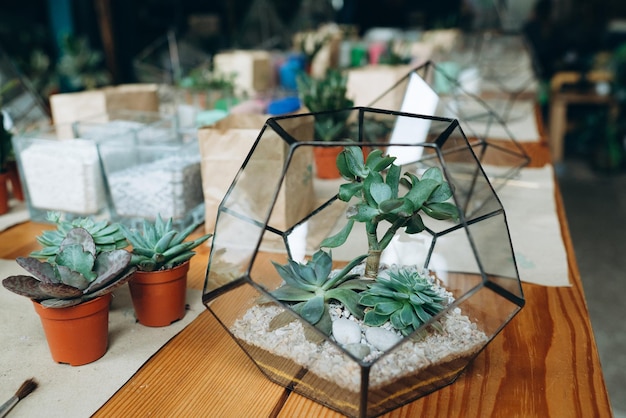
[0,136,612,417]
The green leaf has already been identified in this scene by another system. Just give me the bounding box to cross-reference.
[55,265,91,289]
[421,166,443,182]
[142,219,158,245]
[403,178,440,208]
[428,182,453,203]
[320,219,354,248]
[345,146,368,178]
[390,311,405,330]
[298,263,318,285]
[399,303,416,326]
[337,149,355,179]
[374,300,403,315]
[386,163,401,197]
[338,182,362,202]
[350,203,380,222]
[55,244,96,281]
[271,262,317,291]
[405,213,426,234]
[369,182,392,204]
[326,288,364,318]
[372,156,396,172]
[363,310,388,326]
[378,198,404,214]
[311,250,332,286]
[271,285,315,301]
[413,304,433,324]
[323,253,368,289]
[362,171,383,208]
[300,294,325,324]
[364,148,384,168]
[422,202,460,220]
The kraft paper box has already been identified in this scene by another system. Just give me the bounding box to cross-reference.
[198,111,314,234]
[213,50,273,97]
[346,64,413,109]
[50,84,160,137]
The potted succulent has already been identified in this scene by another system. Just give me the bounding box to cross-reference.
[296,69,355,178]
[119,215,212,327]
[203,107,525,417]
[178,65,238,111]
[1,212,135,366]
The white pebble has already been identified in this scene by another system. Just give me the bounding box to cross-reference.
[344,343,371,359]
[332,318,362,346]
[365,327,402,351]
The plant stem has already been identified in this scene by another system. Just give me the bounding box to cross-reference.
[365,250,381,278]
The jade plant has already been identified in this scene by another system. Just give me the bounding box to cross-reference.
[2,227,135,308]
[268,250,368,336]
[119,215,212,272]
[321,146,460,278]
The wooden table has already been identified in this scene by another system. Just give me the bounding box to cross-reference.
[0,140,612,418]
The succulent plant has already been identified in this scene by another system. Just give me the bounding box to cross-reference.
[31,212,128,261]
[2,227,135,308]
[119,215,212,272]
[269,249,369,335]
[359,269,447,336]
[296,69,354,142]
[321,146,460,278]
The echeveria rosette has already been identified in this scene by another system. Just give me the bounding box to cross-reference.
[359,269,447,336]
[2,227,135,308]
[31,212,128,261]
[269,249,369,335]
[321,146,460,278]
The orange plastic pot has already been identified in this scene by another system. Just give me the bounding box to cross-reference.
[313,146,343,179]
[129,261,189,327]
[32,293,112,366]
[6,161,24,201]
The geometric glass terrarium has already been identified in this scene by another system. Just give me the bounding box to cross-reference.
[203,107,524,418]
[369,60,530,191]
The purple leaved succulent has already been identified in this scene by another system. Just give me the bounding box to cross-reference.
[2,227,135,308]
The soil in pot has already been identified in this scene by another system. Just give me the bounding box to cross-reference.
[33,293,112,366]
[129,261,190,327]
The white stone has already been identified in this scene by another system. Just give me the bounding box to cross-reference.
[332,318,362,346]
[365,327,403,352]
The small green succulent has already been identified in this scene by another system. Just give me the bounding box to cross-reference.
[321,146,459,278]
[359,269,447,336]
[296,69,354,142]
[119,215,212,272]
[31,212,128,261]
[2,227,135,308]
[269,249,368,335]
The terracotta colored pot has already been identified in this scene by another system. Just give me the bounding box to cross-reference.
[32,293,112,366]
[129,261,190,327]
[0,172,8,215]
[6,161,24,201]
[313,146,343,179]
